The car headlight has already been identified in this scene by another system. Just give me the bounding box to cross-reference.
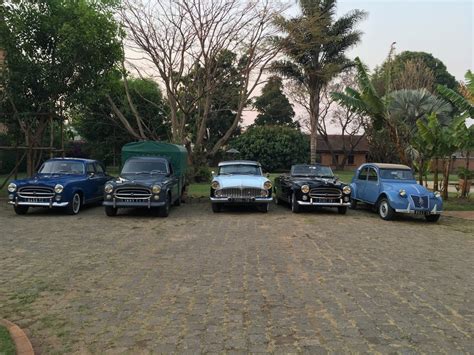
[434,191,441,198]
[54,184,64,194]
[264,181,272,190]
[7,183,17,193]
[104,184,114,194]
[152,185,161,194]
[399,189,407,197]
[211,181,220,190]
[301,184,310,194]
[343,186,351,195]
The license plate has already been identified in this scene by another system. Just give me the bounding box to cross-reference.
[26,198,49,203]
[124,199,143,203]
[313,198,339,203]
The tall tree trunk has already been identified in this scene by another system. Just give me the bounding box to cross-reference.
[442,157,452,200]
[461,151,470,198]
[418,158,423,185]
[309,90,320,164]
[433,157,439,191]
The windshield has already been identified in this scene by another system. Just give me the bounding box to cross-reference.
[39,161,85,175]
[219,164,262,176]
[291,165,334,178]
[379,169,414,180]
[122,160,168,175]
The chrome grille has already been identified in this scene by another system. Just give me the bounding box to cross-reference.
[310,187,342,199]
[411,195,429,209]
[18,186,55,199]
[115,187,151,200]
[217,187,267,198]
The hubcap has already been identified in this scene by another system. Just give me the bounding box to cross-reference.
[379,201,388,218]
[72,194,80,213]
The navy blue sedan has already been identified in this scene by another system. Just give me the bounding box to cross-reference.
[7,158,110,215]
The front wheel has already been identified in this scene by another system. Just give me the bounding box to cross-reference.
[66,193,81,215]
[105,206,117,217]
[378,198,395,220]
[158,194,170,217]
[257,203,269,213]
[338,206,347,215]
[425,214,441,222]
[291,193,300,213]
[14,205,29,215]
[211,203,221,213]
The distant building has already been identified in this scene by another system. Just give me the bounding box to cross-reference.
[317,135,369,171]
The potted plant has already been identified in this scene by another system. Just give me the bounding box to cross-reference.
[457,167,472,198]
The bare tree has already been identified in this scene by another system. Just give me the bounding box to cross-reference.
[120,0,284,161]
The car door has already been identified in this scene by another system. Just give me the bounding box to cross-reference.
[168,163,179,202]
[354,166,368,201]
[84,163,98,201]
[364,167,380,204]
[93,163,108,199]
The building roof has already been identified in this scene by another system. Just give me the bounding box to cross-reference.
[317,135,369,153]
[218,160,261,167]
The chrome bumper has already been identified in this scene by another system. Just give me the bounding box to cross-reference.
[210,197,273,203]
[395,204,442,215]
[103,198,165,208]
[8,201,68,207]
[297,201,351,206]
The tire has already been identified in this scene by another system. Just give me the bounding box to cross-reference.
[105,206,117,217]
[378,198,395,221]
[211,203,221,213]
[158,194,171,217]
[291,192,300,213]
[66,193,81,215]
[349,198,357,210]
[338,206,347,215]
[257,203,269,213]
[14,205,29,215]
[425,214,441,222]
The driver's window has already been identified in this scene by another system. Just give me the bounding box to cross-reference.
[368,168,378,182]
[86,163,95,175]
[94,163,105,175]
[358,167,368,180]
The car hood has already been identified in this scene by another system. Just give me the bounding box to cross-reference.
[383,181,431,195]
[290,176,345,188]
[12,174,85,188]
[213,175,269,189]
[109,174,168,187]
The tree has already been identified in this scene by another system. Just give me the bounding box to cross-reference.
[372,51,458,96]
[0,0,123,175]
[272,0,366,164]
[121,0,282,163]
[231,126,309,172]
[253,76,295,127]
[73,77,170,165]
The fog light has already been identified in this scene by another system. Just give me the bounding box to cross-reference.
[8,194,14,200]
[344,196,349,202]
[302,195,308,201]
[154,195,160,200]
[106,194,112,200]
[55,195,61,201]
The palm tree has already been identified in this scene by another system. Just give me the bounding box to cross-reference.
[272,0,366,163]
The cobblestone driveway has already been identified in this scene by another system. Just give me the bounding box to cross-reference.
[0,202,473,354]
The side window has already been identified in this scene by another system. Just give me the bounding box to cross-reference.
[95,163,105,175]
[86,163,95,174]
[368,168,378,181]
[168,163,173,175]
[358,167,368,180]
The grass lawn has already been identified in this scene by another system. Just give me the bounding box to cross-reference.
[0,325,15,355]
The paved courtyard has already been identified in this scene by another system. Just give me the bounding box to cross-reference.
[0,201,473,354]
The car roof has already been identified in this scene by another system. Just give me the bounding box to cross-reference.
[368,163,411,170]
[125,156,169,162]
[292,164,330,168]
[47,157,97,163]
[218,160,261,167]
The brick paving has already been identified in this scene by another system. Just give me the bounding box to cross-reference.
[0,202,472,353]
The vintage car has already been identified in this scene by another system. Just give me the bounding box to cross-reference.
[350,163,443,222]
[210,160,273,213]
[7,158,109,215]
[103,156,182,217]
[274,164,351,214]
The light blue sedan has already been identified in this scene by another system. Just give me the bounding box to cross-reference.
[350,163,442,222]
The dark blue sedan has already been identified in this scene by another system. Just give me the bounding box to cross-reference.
[7,158,110,215]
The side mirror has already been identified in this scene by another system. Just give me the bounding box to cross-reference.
[334,175,339,181]
[88,172,95,178]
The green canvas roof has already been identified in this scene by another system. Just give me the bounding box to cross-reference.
[121,141,188,176]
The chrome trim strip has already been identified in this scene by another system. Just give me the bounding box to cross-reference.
[297,201,351,206]
[9,201,69,207]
